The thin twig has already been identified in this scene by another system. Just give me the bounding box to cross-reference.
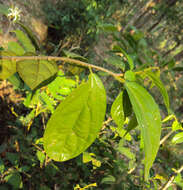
[160,165,183,190]
[160,130,174,145]
[1,56,124,82]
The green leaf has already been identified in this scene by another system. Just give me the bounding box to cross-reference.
[125,113,138,136]
[101,175,116,184]
[36,151,46,164]
[8,41,25,55]
[172,132,183,144]
[17,21,40,51]
[111,91,124,127]
[4,172,22,189]
[40,91,55,113]
[116,128,132,141]
[83,152,92,163]
[99,23,118,33]
[117,146,135,160]
[106,55,125,70]
[0,158,5,174]
[172,120,182,131]
[6,152,19,166]
[8,73,24,89]
[145,70,169,112]
[14,30,36,53]
[125,81,161,181]
[17,59,58,90]
[63,50,88,62]
[113,45,134,70]
[43,73,106,161]
[0,51,17,79]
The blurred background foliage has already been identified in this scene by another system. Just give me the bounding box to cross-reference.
[0,0,183,189]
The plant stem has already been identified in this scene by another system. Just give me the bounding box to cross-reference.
[159,165,183,190]
[1,56,124,82]
[160,130,174,145]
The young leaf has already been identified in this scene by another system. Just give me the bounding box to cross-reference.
[172,132,183,144]
[43,73,106,161]
[14,30,36,53]
[17,59,58,90]
[0,51,17,79]
[111,91,124,127]
[124,70,136,82]
[125,81,161,181]
[113,45,134,70]
[145,70,169,112]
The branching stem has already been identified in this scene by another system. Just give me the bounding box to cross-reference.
[160,165,183,190]
[1,56,124,82]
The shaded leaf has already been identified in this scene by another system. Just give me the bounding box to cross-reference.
[43,73,106,161]
[17,59,58,90]
[123,90,132,118]
[111,91,124,127]
[125,81,161,180]
[106,55,125,70]
[99,23,118,33]
[117,146,135,160]
[4,172,22,189]
[63,50,88,62]
[101,175,116,184]
[8,41,25,55]
[8,73,24,89]
[125,113,138,136]
[0,158,5,174]
[14,29,36,53]
[0,51,17,79]
[17,21,40,51]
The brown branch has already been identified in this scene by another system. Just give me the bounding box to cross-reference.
[1,56,124,82]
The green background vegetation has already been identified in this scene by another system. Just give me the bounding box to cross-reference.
[0,0,183,189]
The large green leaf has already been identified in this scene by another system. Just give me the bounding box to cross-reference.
[43,73,106,161]
[125,81,161,180]
[0,51,17,79]
[17,59,58,90]
[145,70,169,112]
[111,91,124,127]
